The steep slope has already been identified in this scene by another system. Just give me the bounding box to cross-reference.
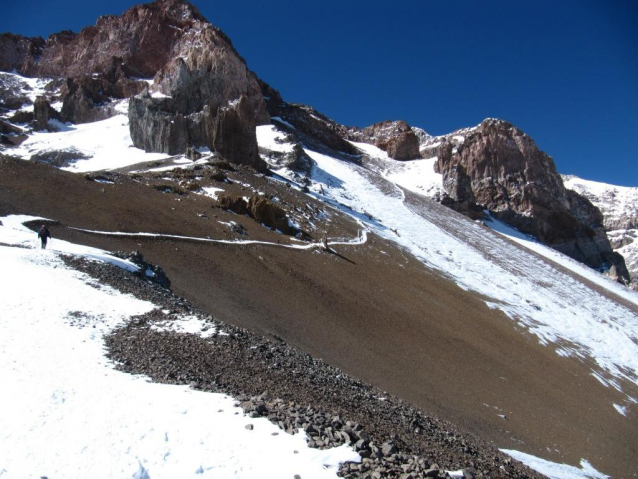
[564,175,638,290]
[1,1,637,476]
[5,118,638,477]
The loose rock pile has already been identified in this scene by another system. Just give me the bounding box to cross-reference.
[61,254,544,479]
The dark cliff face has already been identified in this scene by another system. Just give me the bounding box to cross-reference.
[435,119,629,282]
[0,0,268,169]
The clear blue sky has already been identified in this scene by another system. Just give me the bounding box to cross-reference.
[2,0,637,186]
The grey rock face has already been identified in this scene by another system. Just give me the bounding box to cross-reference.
[129,93,266,170]
[435,119,629,283]
[33,96,61,131]
[563,175,638,289]
[129,93,188,155]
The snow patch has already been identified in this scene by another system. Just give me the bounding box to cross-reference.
[501,450,609,479]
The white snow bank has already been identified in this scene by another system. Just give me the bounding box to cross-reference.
[0,215,140,272]
[11,101,169,172]
[201,186,225,199]
[0,217,360,478]
[483,213,638,306]
[256,124,296,153]
[501,450,609,479]
[151,314,227,338]
[383,157,443,199]
[286,148,638,408]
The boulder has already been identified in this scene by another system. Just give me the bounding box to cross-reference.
[248,196,294,234]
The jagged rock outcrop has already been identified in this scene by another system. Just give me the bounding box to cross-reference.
[1,0,268,169]
[348,120,421,160]
[563,175,638,290]
[0,34,45,74]
[435,118,630,283]
[217,194,298,235]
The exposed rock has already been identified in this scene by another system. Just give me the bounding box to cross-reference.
[248,196,295,235]
[32,96,61,131]
[2,0,268,167]
[260,80,358,156]
[0,33,45,73]
[349,120,421,160]
[30,148,91,167]
[8,110,34,124]
[185,146,201,160]
[217,195,249,216]
[59,75,137,124]
[216,194,298,235]
[0,119,22,136]
[435,119,629,283]
[257,123,312,174]
[129,92,266,170]
[112,250,171,289]
[563,175,638,289]
[0,71,33,111]
[129,93,188,155]
[210,96,265,171]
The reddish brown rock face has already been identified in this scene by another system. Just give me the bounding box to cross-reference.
[356,120,421,160]
[1,0,268,168]
[435,119,629,282]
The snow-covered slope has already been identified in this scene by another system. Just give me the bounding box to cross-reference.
[563,175,638,290]
[265,140,638,406]
[0,215,359,478]
[259,140,638,477]
[9,100,170,172]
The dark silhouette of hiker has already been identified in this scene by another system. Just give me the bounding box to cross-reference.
[38,224,51,249]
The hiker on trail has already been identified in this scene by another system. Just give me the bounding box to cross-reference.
[38,224,51,249]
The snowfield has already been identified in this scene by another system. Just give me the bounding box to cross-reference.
[0,216,360,478]
[10,100,170,172]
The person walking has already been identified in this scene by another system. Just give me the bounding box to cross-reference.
[38,224,51,249]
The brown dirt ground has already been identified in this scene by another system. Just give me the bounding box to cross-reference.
[1,157,636,477]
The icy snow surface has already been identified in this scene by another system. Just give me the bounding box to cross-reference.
[256,124,295,154]
[275,146,638,416]
[11,100,170,172]
[349,140,443,199]
[0,216,360,478]
[500,450,609,479]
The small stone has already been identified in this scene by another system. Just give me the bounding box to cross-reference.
[245,424,254,430]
